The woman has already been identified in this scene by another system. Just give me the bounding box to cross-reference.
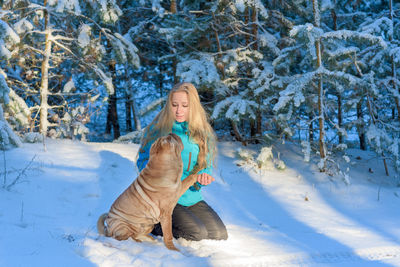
[136,82,228,241]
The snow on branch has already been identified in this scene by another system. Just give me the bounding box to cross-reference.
[54,0,82,14]
[139,96,167,117]
[0,71,10,104]
[249,61,275,96]
[0,20,20,59]
[322,30,387,48]
[360,17,393,39]
[13,18,33,35]
[8,89,31,128]
[366,124,391,154]
[273,72,313,112]
[212,95,257,122]
[234,0,268,18]
[272,45,302,68]
[177,54,220,86]
[93,68,114,95]
[259,31,280,56]
[391,46,400,64]
[317,67,362,87]
[0,74,22,149]
[290,23,323,60]
[325,47,360,60]
[77,24,91,48]
[97,0,122,23]
[113,33,140,68]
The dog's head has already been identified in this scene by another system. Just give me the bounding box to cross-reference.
[150,133,184,158]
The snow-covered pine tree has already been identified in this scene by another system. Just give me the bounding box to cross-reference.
[353,0,400,171]
[162,0,276,143]
[0,18,22,148]
[0,9,31,139]
[2,0,140,140]
[109,0,181,136]
[272,0,386,171]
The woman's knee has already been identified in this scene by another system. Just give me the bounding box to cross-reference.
[173,222,208,241]
[207,223,228,240]
[187,224,208,241]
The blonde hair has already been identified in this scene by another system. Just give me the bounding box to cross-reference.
[139,82,217,170]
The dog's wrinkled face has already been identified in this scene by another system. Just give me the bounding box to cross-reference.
[150,133,184,157]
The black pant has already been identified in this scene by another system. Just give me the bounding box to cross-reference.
[152,200,228,241]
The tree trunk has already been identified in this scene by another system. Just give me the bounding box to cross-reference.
[172,58,178,84]
[132,100,141,131]
[125,98,132,132]
[389,0,400,121]
[251,6,262,135]
[356,99,366,150]
[251,6,258,51]
[332,1,343,144]
[313,0,326,171]
[338,93,343,144]
[317,74,326,164]
[354,60,388,175]
[231,120,246,146]
[105,61,120,139]
[170,0,177,14]
[39,0,51,136]
[105,92,120,139]
[124,63,133,133]
[250,120,256,137]
[309,114,314,142]
[244,7,250,46]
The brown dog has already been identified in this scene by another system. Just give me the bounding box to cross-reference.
[97,133,200,251]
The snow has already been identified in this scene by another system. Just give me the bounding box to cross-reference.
[234,0,246,13]
[55,0,82,14]
[0,19,20,45]
[13,18,34,35]
[98,0,122,23]
[322,30,387,49]
[1,139,400,266]
[258,31,280,55]
[232,0,268,18]
[94,68,114,95]
[0,20,20,60]
[177,54,220,86]
[8,88,31,128]
[0,72,9,104]
[78,24,91,48]
[0,105,22,149]
[63,79,75,93]
[290,23,324,61]
[273,72,310,112]
[211,95,257,121]
[113,33,140,68]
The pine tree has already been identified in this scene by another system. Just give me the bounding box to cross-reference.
[272,0,386,171]
[2,0,140,140]
[0,19,22,148]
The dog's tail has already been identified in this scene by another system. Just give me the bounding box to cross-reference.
[97,213,108,236]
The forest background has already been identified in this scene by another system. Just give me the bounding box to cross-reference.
[1,0,400,176]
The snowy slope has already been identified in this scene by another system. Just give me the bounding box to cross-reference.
[1,139,400,267]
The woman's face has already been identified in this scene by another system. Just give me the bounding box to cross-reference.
[171,91,189,122]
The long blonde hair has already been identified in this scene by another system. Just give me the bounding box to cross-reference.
[139,82,217,170]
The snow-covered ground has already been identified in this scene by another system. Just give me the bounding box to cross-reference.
[1,139,400,267]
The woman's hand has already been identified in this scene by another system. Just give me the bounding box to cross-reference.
[197,173,215,185]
